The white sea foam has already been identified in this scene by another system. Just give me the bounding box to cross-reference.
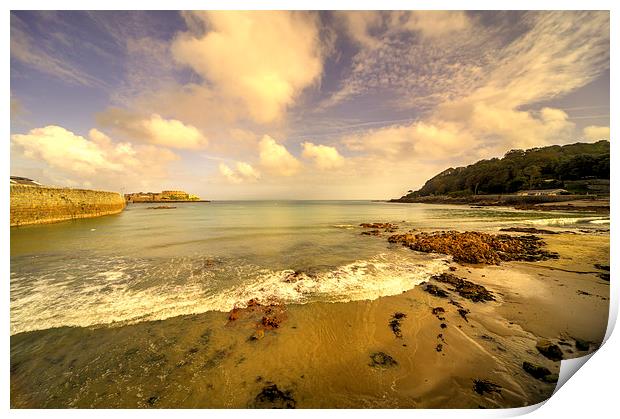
[10,253,449,335]
[527,216,609,226]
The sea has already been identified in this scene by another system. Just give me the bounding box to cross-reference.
[10,200,609,336]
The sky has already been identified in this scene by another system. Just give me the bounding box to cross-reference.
[10,10,610,199]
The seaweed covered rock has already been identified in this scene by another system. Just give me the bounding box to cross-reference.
[522,361,551,380]
[369,352,398,368]
[536,339,563,361]
[431,273,495,302]
[423,284,449,298]
[360,222,398,232]
[388,312,407,338]
[388,231,559,264]
[252,384,296,408]
[473,379,502,395]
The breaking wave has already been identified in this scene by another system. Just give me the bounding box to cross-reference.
[10,253,449,335]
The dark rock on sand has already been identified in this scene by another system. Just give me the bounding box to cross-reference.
[536,339,563,361]
[423,284,449,298]
[522,361,552,380]
[499,227,558,235]
[598,272,610,281]
[252,384,296,409]
[283,270,305,283]
[594,263,610,271]
[361,229,381,236]
[388,231,559,264]
[575,338,590,351]
[369,352,398,368]
[389,312,407,338]
[473,379,502,395]
[543,374,559,384]
[458,308,470,321]
[431,273,495,302]
[431,307,446,320]
[360,222,398,232]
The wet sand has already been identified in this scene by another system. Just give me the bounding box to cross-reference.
[10,233,609,408]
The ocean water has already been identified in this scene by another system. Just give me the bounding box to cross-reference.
[10,201,608,335]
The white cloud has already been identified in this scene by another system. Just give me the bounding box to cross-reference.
[301,142,345,169]
[96,109,207,149]
[583,125,610,141]
[172,11,324,124]
[258,135,301,176]
[343,120,476,161]
[219,161,260,184]
[11,125,178,187]
[399,11,471,38]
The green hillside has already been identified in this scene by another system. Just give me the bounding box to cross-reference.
[400,140,609,198]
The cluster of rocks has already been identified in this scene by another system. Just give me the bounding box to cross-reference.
[252,384,296,408]
[388,312,407,338]
[388,231,559,264]
[522,362,558,383]
[473,379,502,395]
[369,351,398,368]
[360,222,398,235]
[431,273,495,302]
[228,298,287,341]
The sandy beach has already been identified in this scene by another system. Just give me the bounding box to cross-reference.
[10,229,609,408]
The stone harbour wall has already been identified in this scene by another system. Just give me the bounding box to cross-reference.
[10,185,126,227]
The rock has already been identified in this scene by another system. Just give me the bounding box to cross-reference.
[246,298,262,308]
[360,222,398,232]
[423,284,449,298]
[229,308,241,321]
[449,266,457,271]
[389,312,407,338]
[473,379,502,395]
[594,264,610,271]
[431,273,495,302]
[536,339,563,361]
[369,352,398,368]
[440,323,447,329]
[575,338,590,351]
[435,343,443,352]
[261,315,282,329]
[431,307,446,320]
[146,395,159,406]
[361,229,381,236]
[252,384,296,408]
[522,361,552,380]
[388,231,559,264]
[458,308,470,322]
[283,270,304,283]
[250,329,265,341]
[543,374,559,383]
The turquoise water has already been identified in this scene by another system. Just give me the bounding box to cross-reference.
[10,201,608,335]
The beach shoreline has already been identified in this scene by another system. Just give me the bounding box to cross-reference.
[388,197,610,214]
[10,230,609,408]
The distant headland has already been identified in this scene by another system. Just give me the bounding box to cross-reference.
[390,140,609,212]
[125,190,210,203]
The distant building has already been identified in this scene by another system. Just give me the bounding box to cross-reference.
[516,189,570,196]
[10,176,42,186]
[125,190,201,202]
